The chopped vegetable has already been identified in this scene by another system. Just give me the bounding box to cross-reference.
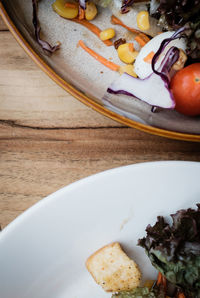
[135,33,150,47]
[171,49,187,71]
[107,47,179,109]
[151,30,184,80]
[136,11,150,31]
[52,0,79,19]
[138,204,200,297]
[79,6,85,19]
[119,64,137,77]
[100,28,115,41]
[68,18,113,46]
[121,0,135,14]
[79,0,86,10]
[110,15,151,47]
[135,31,186,79]
[78,40,120,71]
[85,1,97,20]
[143,51,155,64]
[111,15,141,35]
[32,0,60,54]
[117,43,138,64]
[170,63,200,116]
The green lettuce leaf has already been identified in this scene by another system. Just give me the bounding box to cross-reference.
[138,204,200,297]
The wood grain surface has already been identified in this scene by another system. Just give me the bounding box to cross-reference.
[0,16,200,229]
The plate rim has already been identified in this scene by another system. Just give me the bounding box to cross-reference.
[0,2,200,143]
[0,160,199,240]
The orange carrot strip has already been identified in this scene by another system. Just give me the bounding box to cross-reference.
[128,43,134,52]
[143,51,155,63]
[79,6,85,20]
[111,15,150,47]
[65,2,77,8]
[135,33,150,47]
[111,15,140,35]
[78,40,119,71]
[70,18,113,46]
[157,272,162,286]
[161,275,167,291]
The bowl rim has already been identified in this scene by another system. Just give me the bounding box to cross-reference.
[1,1,200,142]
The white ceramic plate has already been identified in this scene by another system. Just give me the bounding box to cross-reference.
[0,161,200,298]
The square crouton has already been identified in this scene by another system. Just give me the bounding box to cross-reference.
[86,242,141,292]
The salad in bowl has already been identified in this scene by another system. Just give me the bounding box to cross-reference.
[32,0,200,117]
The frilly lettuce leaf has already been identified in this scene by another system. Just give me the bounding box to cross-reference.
[138,204,200,297]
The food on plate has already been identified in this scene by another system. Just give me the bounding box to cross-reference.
[86,204,200,297]
[138,204,200,298]
[31,0,200,116]
[86,242,141,292]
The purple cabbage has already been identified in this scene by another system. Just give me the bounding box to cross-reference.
[107,46,179,109]
[151,27,186,81]
[32,0,60,54]
[79,0,87,10]
[121,0,135,14]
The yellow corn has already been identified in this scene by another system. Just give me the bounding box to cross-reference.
[137,11,150,31]
[85,2,97,21]
[100,28,115,41]
[117,43,138,64]
[119,64,137,77]
[52,0,78,19]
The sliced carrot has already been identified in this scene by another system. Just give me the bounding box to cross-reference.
[157,272,162,286]
[79,6,85,20]
[65,2,77,8]
[143,51,155,63]
[111,15,140,35]
[135,33,150,47]
[111,15,150,47]
[128,43,134,52]
[78,40,120,71]
[156,272,167,293]
[70,18,113,46]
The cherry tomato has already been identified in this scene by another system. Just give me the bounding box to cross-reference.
[170,63,200,116]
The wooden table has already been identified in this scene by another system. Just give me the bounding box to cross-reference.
[1,16,200,229]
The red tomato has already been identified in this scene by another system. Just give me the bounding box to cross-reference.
[170,63,200,116]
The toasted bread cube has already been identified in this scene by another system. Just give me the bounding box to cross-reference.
[86,242,141,292]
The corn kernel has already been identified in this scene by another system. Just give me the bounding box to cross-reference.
[100,28,115,41]
[117,43,138,64]
[52,0,78,19]
[85,2,97,21]
[137,11,150,31]
[119,64,137,77]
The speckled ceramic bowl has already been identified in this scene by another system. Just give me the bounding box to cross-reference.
[1,0,200,141]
